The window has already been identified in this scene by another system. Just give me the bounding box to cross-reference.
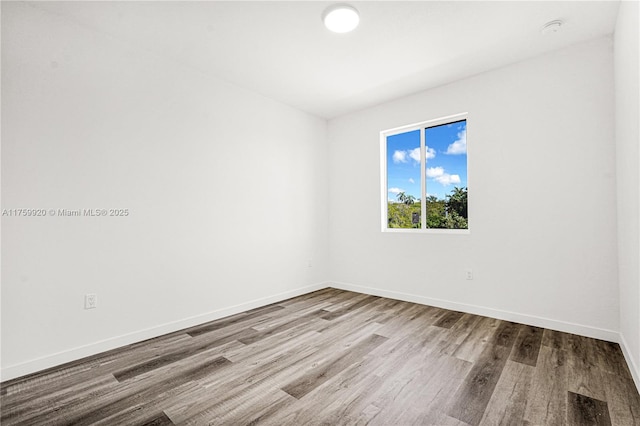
[381,113,468,232]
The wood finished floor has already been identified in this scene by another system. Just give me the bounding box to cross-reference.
[2,288,639,425]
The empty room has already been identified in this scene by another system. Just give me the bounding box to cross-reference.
[1,0,639,424]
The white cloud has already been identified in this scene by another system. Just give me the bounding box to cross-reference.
[426,146,436,160]
[408,178,415,184]
[426,167,461,186]
[393,148,424,164]
[426,167,444,178]
[445,129,467,155]
[388,187,404,194]
[436,174,461,185]
[392,150,407,163]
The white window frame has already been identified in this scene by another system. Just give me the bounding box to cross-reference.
[380,112,470,234]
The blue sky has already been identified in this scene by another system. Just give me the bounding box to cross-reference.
[387,120,467,201]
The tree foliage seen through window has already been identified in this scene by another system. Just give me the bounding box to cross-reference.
[388,187,468,229]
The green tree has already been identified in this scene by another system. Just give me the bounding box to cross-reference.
[444,210,468,229]
[397,192,416,205]
[446,187,468,219]
[389,189,467,229]
[388,192,420,228]
[426,196,446,228]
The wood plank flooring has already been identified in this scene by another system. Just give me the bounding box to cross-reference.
[2,288,639,425]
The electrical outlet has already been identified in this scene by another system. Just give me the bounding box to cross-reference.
[465,269,473,280]
[85,294,97,309]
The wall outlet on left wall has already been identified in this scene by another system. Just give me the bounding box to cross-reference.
[85,294,98,309]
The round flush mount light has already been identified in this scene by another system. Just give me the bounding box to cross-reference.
[323,3,360,33]
[541,20,563,35]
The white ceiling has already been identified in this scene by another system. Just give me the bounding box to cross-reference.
[31,1,620,119]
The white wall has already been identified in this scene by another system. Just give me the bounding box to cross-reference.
[615,0,640,386]
[328,37,619,340]
[1,2,329,380]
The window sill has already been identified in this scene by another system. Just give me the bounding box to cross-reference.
[382,228,471,235]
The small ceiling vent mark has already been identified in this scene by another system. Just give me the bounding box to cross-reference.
[541,20,563,35]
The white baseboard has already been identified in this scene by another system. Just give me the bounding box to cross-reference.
[0,281,329,382]
[619,332,640,393]
[329,281,620,342]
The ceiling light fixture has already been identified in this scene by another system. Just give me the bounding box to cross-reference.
[541,20,563,35]
[323,4,360,33]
